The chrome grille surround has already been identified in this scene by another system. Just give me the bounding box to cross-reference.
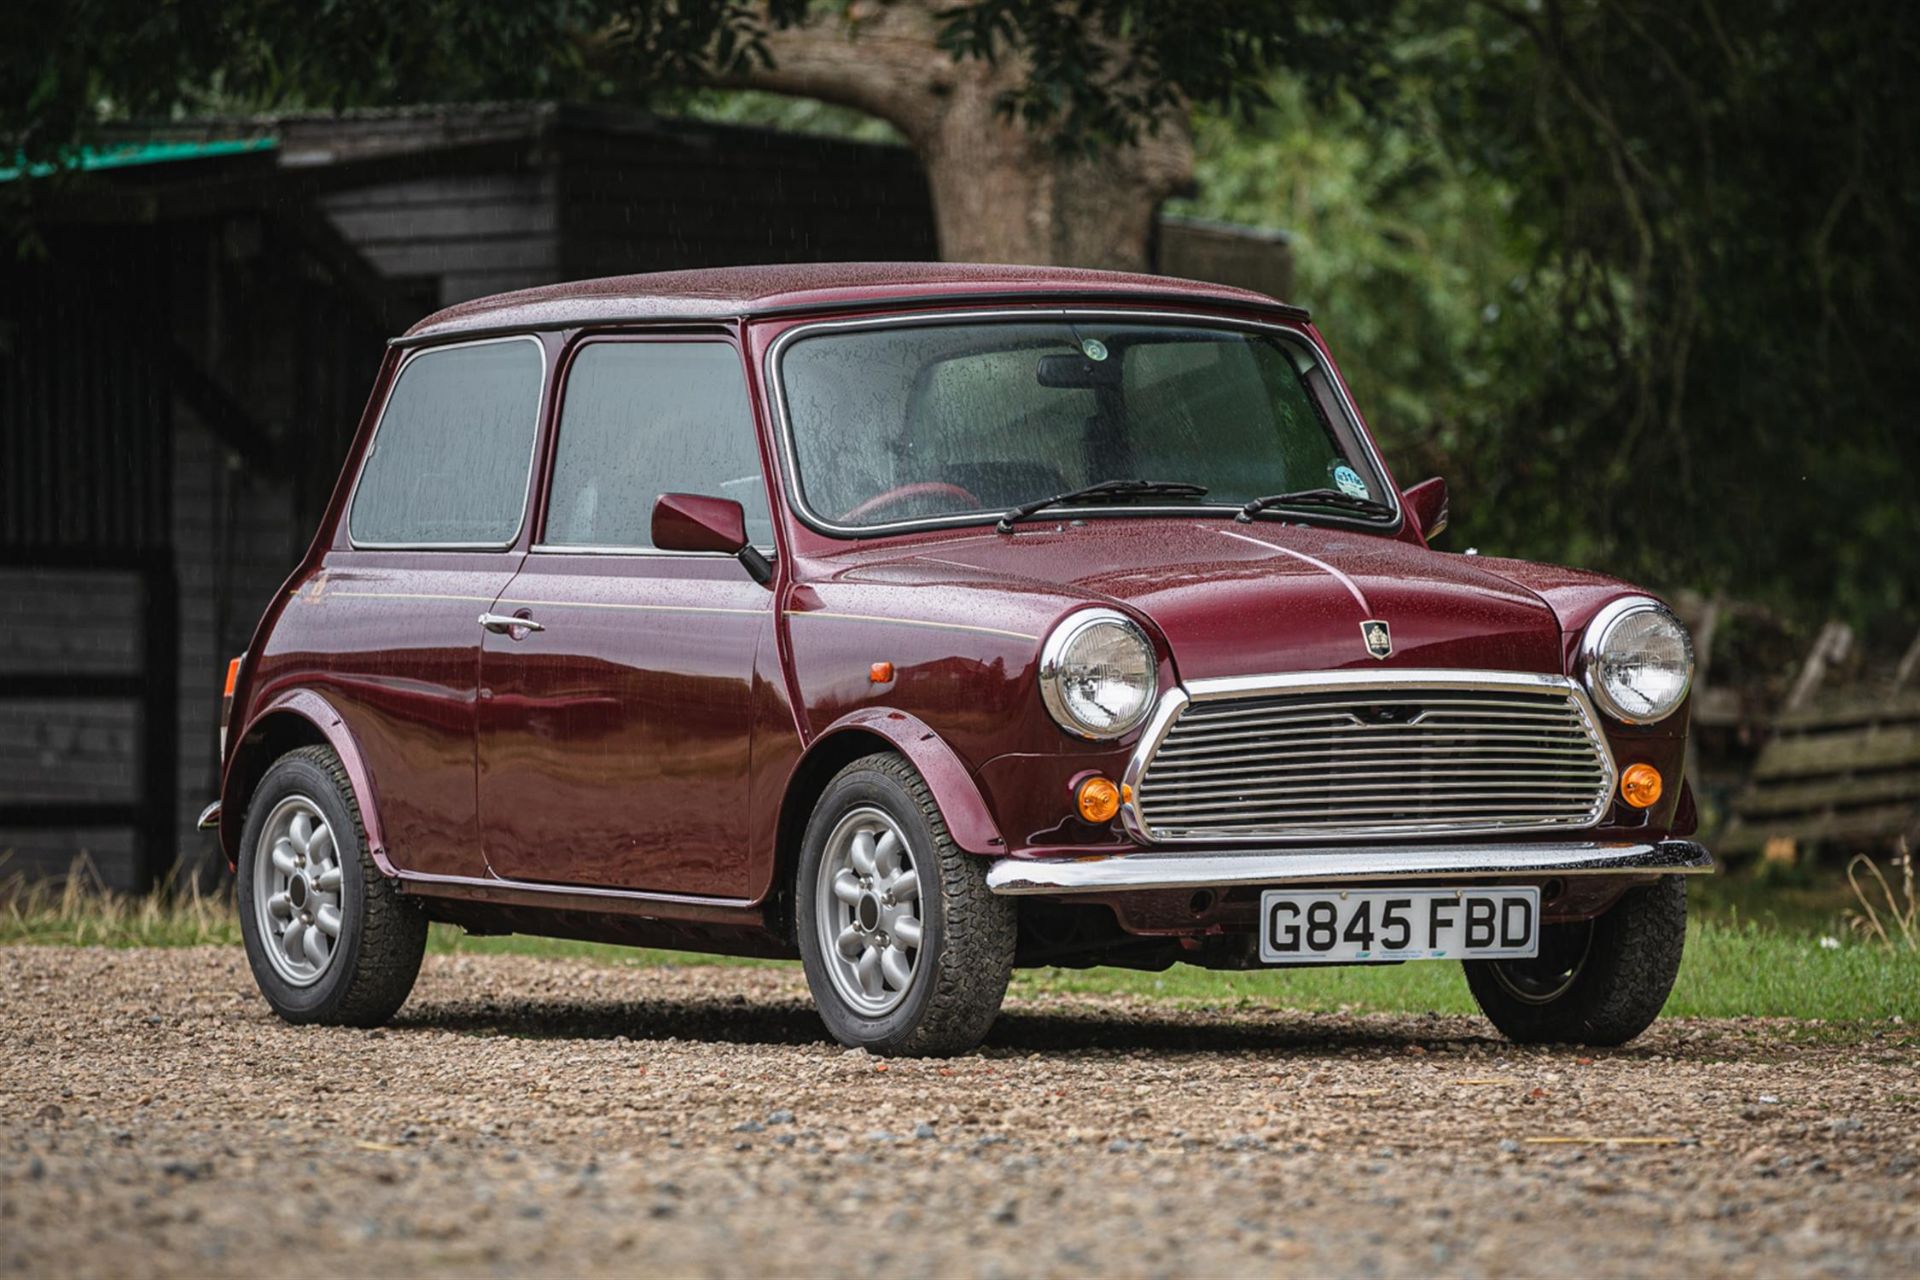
[1120,670,1617,844]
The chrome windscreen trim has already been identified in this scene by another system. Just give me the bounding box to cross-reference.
[984,839,1714,895]
[763,307,1404,540]
[1120,669,1619,845]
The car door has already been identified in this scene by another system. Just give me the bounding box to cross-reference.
[316,335,545,880]
[476,336,775,897]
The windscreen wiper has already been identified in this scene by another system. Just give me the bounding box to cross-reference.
[996,479,1210,533]
[1235,487,1394,524]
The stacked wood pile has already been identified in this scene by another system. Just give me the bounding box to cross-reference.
[1718,627,1920,860]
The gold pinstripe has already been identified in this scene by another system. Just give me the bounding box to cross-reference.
[785,610,1037,642]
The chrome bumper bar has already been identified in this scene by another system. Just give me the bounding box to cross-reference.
[984,839,1713,896]
[196,801,222,831]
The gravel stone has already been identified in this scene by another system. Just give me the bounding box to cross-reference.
[2,946,1916,1278]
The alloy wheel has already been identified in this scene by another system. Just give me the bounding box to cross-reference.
[815,806,925,1016]
[251,794,345,987]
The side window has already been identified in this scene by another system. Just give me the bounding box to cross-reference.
[544,341,772,549]
[349,338,544,546]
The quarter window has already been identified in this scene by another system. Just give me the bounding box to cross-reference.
[544,341,772,549]
[348,338,544,546]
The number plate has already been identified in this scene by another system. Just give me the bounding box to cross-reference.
[1259,887,1540,965]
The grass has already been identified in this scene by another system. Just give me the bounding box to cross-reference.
[3,861,1914,1023]
[1012,920,1920,1022]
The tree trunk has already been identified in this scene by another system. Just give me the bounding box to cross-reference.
[723,2,1192,270]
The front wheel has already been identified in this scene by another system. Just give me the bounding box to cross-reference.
[795,753,1015,1056]
[1464,876,1687,1046]
[236,745,427,1026]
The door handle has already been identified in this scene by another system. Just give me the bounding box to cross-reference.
[478,612,544,635]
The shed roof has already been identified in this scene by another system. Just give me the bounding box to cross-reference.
[400,260,1305,342]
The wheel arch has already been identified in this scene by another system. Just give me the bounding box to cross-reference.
[768,710,1006,940]
[220,690,389,875]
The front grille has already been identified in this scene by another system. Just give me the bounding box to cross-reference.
[1130,676,1615,841]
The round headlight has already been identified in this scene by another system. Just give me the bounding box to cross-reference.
[1582,599,1694,724]
[1038,610,1156,739]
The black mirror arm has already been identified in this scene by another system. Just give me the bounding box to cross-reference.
[738,546,774,587]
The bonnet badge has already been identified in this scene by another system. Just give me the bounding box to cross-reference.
[1361,620,1393,660]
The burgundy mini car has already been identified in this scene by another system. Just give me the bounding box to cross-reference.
[204,262,1710,1055]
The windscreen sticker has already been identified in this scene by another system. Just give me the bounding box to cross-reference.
[1080,338,1109,362]
[1331,464,1371,499]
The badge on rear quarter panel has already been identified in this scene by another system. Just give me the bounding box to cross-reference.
[1361,620,1393,659]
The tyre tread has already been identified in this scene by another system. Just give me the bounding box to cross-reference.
[1465,876,1687,1046]
[801,752,1015,1057]
[249,746,426,1027]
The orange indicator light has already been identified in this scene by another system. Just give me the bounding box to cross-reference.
[1620,763,1663,809]
[1076,776,1121,824]
[869,661,894,684]
[224,656,242,696]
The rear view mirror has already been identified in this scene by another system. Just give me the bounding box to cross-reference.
[1403,477,1450,542]
[1036,352,1121,389]
[651,493,773,585]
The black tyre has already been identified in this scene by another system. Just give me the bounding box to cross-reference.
[236,745,427,1026]
[1464,876,1687,1046]
[796,753,1016,1056]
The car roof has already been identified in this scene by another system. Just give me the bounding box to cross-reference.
[398,261,1306,344]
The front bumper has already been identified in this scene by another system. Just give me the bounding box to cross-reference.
[984,839,1713,896]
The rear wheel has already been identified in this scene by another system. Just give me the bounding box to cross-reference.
[796,753,1015,1056]
[1464,876,1687,1045]
[237,745,426,1027]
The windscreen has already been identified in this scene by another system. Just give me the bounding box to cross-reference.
[779,320,1387,529]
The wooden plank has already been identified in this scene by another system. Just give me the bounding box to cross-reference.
[1752,725,1920,778]
[328,200,559,243]
[0,569,142,674]
[1783,622,1854,713]
[1721,803,1920,854]
[1776,691,1920,731]
[1735,769,1920,817]
[1897,628,1920,692]
[355,235,559,277]
[320,171,553,212]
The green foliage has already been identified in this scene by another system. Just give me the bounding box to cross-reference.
[1,1,1390,173]
[1183,3,1917,625]
[934,0,1399,150]
[663,87,904,144]
[1172,63,1523,469]
[1443,2,1918,624]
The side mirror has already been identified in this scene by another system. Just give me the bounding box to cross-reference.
[651,493,773,585]
[1403,477,1450,543]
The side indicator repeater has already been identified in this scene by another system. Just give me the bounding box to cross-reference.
[869,661,894,685]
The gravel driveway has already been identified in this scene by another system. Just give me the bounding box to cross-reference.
[3,946,1915,1278]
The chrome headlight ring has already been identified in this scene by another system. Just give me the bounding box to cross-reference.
[1578,597,1695,725]
[1037,609,1157,740]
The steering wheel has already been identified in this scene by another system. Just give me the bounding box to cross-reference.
[842,481,980,523]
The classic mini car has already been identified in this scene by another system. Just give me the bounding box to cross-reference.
[203,262,1710,1055]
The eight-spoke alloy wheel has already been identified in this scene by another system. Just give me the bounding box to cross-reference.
[796,753,1015,1056]
[237,745,427,1027]
[251,795,346,986]
[815,806,925,1016]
